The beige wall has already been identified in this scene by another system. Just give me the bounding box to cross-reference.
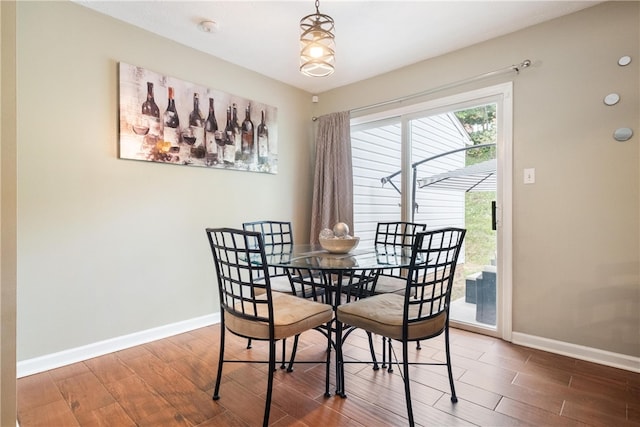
[316,1,639,357]
[15,1,314,360]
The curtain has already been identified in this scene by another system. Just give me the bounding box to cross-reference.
[309,111,353,244]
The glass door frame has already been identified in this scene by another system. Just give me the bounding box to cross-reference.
[351,82,513,341]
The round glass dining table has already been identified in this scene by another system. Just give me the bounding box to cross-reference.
[262,244,415,271]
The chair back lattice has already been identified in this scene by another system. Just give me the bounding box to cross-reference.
[206,228,274,327]
[287,266,330,302]
[375,222,427,277]
[242,221,293,245]
[404,228,466,334]
[243,221,293,279]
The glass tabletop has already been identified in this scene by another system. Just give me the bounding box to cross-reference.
[263,244,415,271]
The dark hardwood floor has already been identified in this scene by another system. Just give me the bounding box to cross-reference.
[17,324,639,426]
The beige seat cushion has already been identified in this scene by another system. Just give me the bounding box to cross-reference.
[374,275,407,294]
[225,292,333,340]
[336,293,446,341]
[266,275,294,293]
[257,275,322,297]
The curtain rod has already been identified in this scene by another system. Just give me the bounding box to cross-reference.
[311,59,531,121]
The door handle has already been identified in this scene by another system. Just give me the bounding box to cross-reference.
[491,201,497,231]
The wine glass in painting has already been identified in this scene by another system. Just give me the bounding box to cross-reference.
[131,116,151,155]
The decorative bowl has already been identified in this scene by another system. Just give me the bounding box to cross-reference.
[319,237,360,254]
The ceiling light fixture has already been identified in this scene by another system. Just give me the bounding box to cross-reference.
[299,0,335,77]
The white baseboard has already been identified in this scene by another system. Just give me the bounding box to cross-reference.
[17,316,638,378]
[512,332,640,373]
[17,313,220,378]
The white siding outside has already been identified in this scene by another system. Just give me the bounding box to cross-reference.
[351,112,470,247]
[351,119,402,243]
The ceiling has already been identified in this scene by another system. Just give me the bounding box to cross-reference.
[74,1,600,94]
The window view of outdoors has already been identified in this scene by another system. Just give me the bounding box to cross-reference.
[351,101,498,329]
[453,105,497,327]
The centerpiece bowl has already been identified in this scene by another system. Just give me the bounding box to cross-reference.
[319,237,360,254]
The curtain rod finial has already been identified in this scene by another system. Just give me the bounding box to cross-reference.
[514,59,532,73]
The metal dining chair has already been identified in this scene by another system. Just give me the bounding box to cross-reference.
[241,220,295,362]
[373,221,427,370]
[206,227,333,427]
[336,227,466,426]
[242,220,294,293]
[374,221,427,294]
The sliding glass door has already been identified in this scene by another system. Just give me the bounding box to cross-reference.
[351,84,512,338]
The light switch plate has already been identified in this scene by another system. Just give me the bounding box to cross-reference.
[524,168,535,184]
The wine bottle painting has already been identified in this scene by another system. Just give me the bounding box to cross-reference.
[118,62,278,174]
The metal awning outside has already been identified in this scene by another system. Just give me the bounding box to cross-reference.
[417,158,496,192]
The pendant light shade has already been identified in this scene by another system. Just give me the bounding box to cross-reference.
[300,0,335,77]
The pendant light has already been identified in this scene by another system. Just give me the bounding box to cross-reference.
[299,0,335,77]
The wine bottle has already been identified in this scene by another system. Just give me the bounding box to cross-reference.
[188,93,205,158]
[163,86,180,150]
[241,104,255,163]
[232,104,241,161]
[213,105,225,156]
[257,110,269,165]
[204,97,218,161]
[223,106,235,165]
[141,81,161,139]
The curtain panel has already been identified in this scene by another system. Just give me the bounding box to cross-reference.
[309,111,353,244]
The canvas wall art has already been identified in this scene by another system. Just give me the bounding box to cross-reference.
[118,62,278,174]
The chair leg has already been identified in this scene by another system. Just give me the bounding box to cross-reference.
[445,326,458,403]
[263,339,277,427]
[324,321,332,397]
[212,324,226,400]
[246,338,252,349]
[387,338,393,373]
[286,335,300,372]
[335,321,346,397]
[416,340,421,350]
[382,337,387,369]
[366,332,380,370]
[402,339,415,427]
[280,338,287,370]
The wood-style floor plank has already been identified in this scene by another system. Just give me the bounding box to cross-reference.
[105,375,190,426]
[432,393,523,426]
[17,325,640,427]
[84,353,135,385]
[73,402,137,427]
[320,390,407,426]
[16,373,62,413]
[628,400,640,424]
[495,397,590,427]
[17,400,81,427]
[122,353,223,425]
[212,376,288,426]
[458,367,565,414]
[54,371,116,416]
[561,399,634,427]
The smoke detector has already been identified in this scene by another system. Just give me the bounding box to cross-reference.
[198,20,219,33]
